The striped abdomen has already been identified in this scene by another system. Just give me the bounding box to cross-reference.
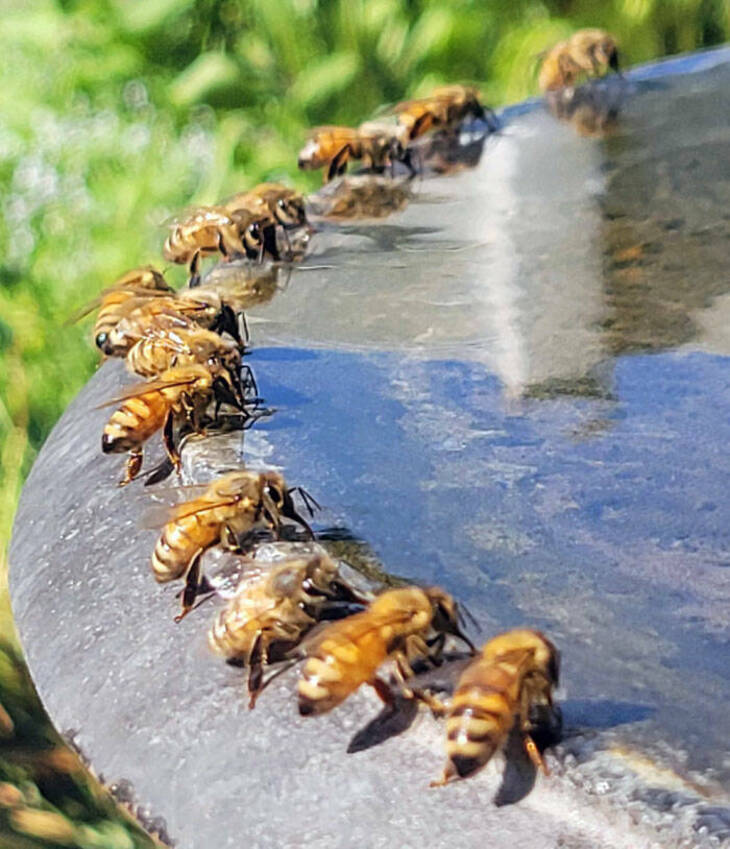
[163,226,218,265]
[151,512,221,583]
[443,661,521,781]
[101,392,169,454]
[126,337,185,377]
[297,622,387,716]
[163,210,232,264]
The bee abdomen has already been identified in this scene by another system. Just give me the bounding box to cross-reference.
[208,609,244,658]
[127,339,175,377]
[444,688,512,778]
[163,231,187,263]
[297,654,347,716]
[151,520,205,583]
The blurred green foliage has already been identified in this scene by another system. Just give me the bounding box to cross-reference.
[0,639,159,848]
[0,0,727,845]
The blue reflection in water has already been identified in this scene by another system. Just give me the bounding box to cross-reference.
[250,345,730,775]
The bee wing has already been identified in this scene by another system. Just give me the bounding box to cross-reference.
[65,295,106,325]
[136,326,195,353]
[71,289,181,326]
[139,490,240,528]
[294,605,415,656]
[390,96,429,114]
[307,126,357,142]
[94,373,203,408]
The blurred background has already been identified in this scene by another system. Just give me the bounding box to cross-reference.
[0,0,728,845]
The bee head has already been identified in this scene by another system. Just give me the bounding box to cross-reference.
[246,220,263,248]
[425,587,476,652]
[595,37,619,72]
[298,138,321,170]
[262,471,286,510]
[277,196,307,229]
[95,331,113,354]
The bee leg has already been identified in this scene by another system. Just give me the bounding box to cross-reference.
[247,633,267,709]
[401,147,418,178]
[222,523,241,552]
[326,145,350,183]
[174,551,203,623]
[411,688,449,718]
[162,411,182,473]
[262,223,280,263]
[523,733,549,775]
[429,763,458,788]
[218,231,229,258]
[411,112,432,140]
[188,251,201,288]
[390,648,418,699]
[240,362,258,399]
[371,676,397,710]
[119,449,143,487]
[253,657,300,703]
[424,632,446,665]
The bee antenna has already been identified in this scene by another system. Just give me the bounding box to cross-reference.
[288,486,321,517]
[458,601,481,634]
[239,310,251,347]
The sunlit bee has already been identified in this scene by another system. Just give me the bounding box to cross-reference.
[151,471,316,620]
[163,206,280,285]
[225,183,308,231]
[297,585,474,716]
[68,266,174,354]
[210,552,366,706]
[125,325,242,379]
[100,363,247,487]
[298,122,413,183]
[431,629,560,786]
[538,29,619,92]
[393,85,496,141]
[101,294,244,357]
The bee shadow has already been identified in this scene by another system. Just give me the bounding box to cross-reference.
[346,653,473,755]
[494,705,563,807]
[346,694,420,754]
[495,698,654,806]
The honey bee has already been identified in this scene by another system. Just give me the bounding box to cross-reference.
[209,552,368,706]
[163,206,280,285]
[225,183,308,232]
[100,292,245,357]
[298,122,413,183]
[393,85,496,142]
[538,29,620,92]
[151,471,318,620]
[100,362,249,487]
[430,629,560,786]
[297,585,474,716]
[69,267,174,353]
[125,325,242,379]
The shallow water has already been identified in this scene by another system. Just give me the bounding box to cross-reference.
[240,51,730,786]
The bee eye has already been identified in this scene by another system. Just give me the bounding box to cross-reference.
[95,332,108,349]
[249,223,261,239]
[266,484,283,505]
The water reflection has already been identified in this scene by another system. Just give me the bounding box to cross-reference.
[226,50,730,792]
[247,52,730,409]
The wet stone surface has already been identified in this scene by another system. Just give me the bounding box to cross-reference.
[10,46,730,849]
